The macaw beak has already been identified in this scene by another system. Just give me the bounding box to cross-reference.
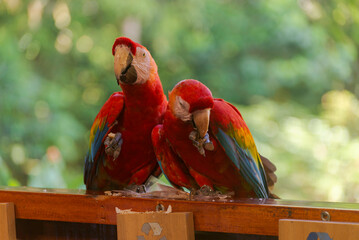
[192,108,211,139]
[114,46,137,85]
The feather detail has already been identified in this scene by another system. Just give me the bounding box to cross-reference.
[84,92,124,187]
[151,124,197,190]
[216,128,268,198]
[210,99,269,198]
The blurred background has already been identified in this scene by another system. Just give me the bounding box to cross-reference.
[1,0,359,202]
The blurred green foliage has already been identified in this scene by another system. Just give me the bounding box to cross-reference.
[1,0,359,202]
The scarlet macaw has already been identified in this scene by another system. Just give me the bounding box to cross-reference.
[84,37,167,191]
[152,79,273,198]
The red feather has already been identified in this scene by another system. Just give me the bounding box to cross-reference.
[152,124,198,189]
[85,37,167,191]
[153,80,270,198]
[112,37,140,55]
[169,79,214,113]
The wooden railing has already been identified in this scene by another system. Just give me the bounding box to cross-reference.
[1,187,359,239]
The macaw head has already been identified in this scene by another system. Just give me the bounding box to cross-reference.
[112,37,157,85]
[169,79,214,138]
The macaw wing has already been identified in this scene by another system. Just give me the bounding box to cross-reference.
[151,125,198,190]
[210,99,269,198]
[84,92,124,187]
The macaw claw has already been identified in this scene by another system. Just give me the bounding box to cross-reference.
[125,184,146,193]
[191,185,221,196]
[189,131,214,156]
[104,132,123,160]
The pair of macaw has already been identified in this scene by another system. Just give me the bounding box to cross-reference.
[84,37,277,198]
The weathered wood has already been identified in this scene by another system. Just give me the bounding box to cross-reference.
[0,203,16,240]
[1,187,359,236]
[117,212,194,240]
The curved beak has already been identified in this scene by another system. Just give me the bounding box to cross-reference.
[114,46,135,85]
[193,108,211,139]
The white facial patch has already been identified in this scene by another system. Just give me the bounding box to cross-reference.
[132,47,151,84]
[174,96,191,122]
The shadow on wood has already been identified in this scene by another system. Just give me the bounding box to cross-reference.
[195,231,278,240]
[16,219,117,240]
[15,219,278,240]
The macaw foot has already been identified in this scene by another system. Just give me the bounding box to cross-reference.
[189,131,214,156]
[124,184,146,193]
[191,185,221,197]
[104,132,123,160]
[190,185,233,201]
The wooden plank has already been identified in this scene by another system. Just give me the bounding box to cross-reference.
[0,187,359,236]
[117,212,194,240]
[0,203,16,240]
[279,219,359,240]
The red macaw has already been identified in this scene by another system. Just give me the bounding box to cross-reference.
[152,79,271,198]
[84,37,167,191]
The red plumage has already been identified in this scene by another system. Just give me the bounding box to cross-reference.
[112,37,139,55]
[84,37,167,191]
[152,79,271,198]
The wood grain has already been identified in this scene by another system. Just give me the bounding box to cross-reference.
[117,212,194,240]
[0,202,16,240]
[0,187,359,236]
[279,219,359,240]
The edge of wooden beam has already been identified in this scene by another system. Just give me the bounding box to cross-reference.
[1,188,359,236]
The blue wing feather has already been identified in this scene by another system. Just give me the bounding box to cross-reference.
[83,92,124,188]
[84,123,109,185]
[216,128,269,198]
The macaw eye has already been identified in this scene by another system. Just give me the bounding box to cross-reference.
[142,53,145,57]
[179,101,185,108]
